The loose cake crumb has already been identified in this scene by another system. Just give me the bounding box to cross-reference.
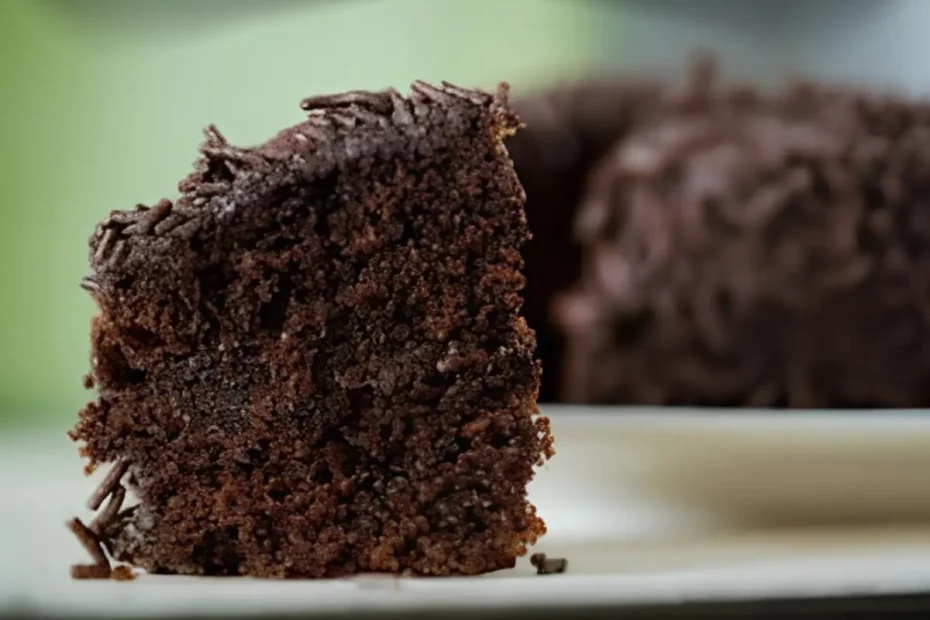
[530,552,568,575]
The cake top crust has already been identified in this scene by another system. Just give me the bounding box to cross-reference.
[86,81,520,276]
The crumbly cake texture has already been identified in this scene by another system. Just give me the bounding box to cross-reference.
[554,65,930,407]
[70,81,553,578]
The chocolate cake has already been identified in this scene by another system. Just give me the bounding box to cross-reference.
[553,75,930,407]
[69,81,553,578]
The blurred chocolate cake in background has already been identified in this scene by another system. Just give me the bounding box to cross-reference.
[507,79,663,401]
[511,60,930,407]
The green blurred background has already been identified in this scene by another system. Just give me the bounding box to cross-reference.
[0,0,609,431]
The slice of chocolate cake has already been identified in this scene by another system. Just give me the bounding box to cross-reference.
[69,81,553,578]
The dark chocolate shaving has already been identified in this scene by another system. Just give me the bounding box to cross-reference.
[410,80,460,107]
[68,517,109,567]
[106,210,144,226]
[200,145,265,166]
[107,240,129,267]
[204,123,228,146]
[300,89,394,114]
[188,182,229,197]
[327,110,359,129]
[70,564,112,580]
[87,460,129,511]
[388,88,414,126]
[123,199,173,235]
[93,228,116,262]
[441,81,493,106]
[90,485,126,534]
[152,211,191,236]
[80,276,100,296]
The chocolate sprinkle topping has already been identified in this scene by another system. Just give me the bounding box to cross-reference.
[68,517,109,568]
[87,460,129,511]
[79,276,100,296]
[90,485,126,535]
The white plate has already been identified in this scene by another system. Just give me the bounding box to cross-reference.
[4,406,930,617]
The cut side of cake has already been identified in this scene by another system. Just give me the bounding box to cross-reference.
[69,81,553,578]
